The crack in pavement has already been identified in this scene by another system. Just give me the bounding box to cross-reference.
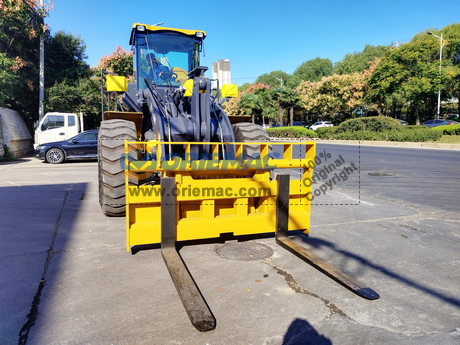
[1,243,123,259]
[18,186,70,345]
[268,263,353,322]
[399,224,430,234]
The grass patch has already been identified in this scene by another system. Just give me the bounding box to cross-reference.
[427,135,460,144]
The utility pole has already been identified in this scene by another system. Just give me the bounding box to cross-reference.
[273,76,284,87]
[428,31,445,120]
[39,0,44,120]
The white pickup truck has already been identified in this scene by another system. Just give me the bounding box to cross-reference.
[34,112,84,149]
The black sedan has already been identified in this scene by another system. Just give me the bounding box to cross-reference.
[34,130,98,164]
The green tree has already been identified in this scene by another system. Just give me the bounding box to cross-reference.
[0,52,24,106]
[0,0,49,123]
[239,83,251,93]
[255,70,291,88]
[439,23,460,115]
[367,40,446,124]
[271,87,291,125]
[297,73,367,119]
[409,24,460,116]
[290,57,333,87]
[259,90,276,127]
[43,31,102,128]
[45,31,91,88]
[284,89,301,126]
[96,45,133,78]
[333,44,389,75]
[238,93,262,124]
[45,77,102,129]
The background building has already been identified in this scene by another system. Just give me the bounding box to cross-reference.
[211,59,231,90]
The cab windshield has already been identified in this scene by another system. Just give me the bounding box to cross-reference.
[135,31,200,89]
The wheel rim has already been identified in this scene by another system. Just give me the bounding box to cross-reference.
[47,149,62,163]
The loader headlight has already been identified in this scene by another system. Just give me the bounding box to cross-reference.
[136,25,145,32]
[195,32,204,38]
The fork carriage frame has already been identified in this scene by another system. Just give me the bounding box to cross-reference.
[125,141,316,249]
[123,140,379,332]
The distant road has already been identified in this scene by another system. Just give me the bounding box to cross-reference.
[317,143,460,212]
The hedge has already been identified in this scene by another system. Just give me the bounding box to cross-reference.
[432,124,460,135]
[265,126,318,138]
[330,129,442,142]
[337,116,403,132]
[266,117,444,142]
[316,127,338,139]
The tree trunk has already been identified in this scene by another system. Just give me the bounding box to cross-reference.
[290,105,294,126]
[262,115,265,127]
[278,102,283,125]
[415,103,420,125]
[269,118,273,127]
[252,111,255,124]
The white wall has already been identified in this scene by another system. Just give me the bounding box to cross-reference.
[0,107,32,157]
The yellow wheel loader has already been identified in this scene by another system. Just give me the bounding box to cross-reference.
[98,23,379,332]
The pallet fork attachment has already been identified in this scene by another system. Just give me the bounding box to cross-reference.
[160,177,215,332]
[127,141,379,332]
[275,174,380,300]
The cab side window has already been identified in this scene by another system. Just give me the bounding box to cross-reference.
[42,115,65,131]
[68,116,76,127]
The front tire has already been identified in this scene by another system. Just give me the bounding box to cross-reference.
[232,122,271,158]
[98,119,138,217]
[46,148,65,164]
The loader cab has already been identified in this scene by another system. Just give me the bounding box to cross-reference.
[130,24,206,90]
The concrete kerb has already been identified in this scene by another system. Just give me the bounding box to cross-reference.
[269,137,460,150]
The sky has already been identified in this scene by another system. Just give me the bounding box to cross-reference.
[46,0,460,86]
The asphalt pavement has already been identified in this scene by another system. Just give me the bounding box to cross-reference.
[1,144,459,344]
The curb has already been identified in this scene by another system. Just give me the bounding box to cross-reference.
[269,138,460,150]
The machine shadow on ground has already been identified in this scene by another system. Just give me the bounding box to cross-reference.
[0,183,87,345]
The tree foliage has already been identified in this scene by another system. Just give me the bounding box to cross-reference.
[297,72,368,118]
[45,77,101,129]
[333,44,389,75]
[255,70,291,88]
[238,93,262,123]
[290,57,333,87]
[366,40,445,124]
[0,0,50,117]
[96,45,133,78]
[45,31,91,88]
[0,52,23,105]
[239,82,251,93]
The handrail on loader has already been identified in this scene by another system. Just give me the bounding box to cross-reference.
[123,140,379,332]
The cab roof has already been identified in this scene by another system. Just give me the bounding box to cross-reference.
[129,23,206,45]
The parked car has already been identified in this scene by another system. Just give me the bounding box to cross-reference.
[446,114,460,121]
[309,121,333,131]
[422,119,459,128]
[273,124,282,127]
[34,130,99,164]
[396,119,408,126]
[292,121,303,126]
